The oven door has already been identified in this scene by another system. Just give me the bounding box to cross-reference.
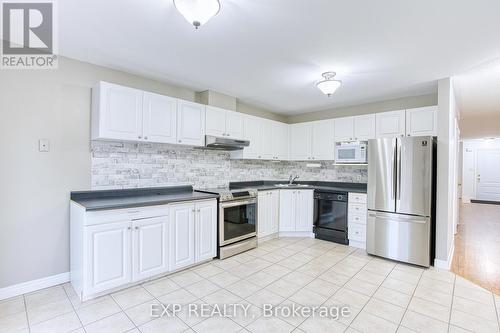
[219,198,257,246]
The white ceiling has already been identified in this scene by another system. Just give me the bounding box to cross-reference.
[59,0,500,115]
[454,59,500,117]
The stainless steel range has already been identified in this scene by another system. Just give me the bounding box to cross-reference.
[196,187,258,259]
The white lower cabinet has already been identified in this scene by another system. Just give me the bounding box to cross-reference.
[71,199,216,301]
[258,190,279,239]
[85,221,132,295]
[132,216,169,282]
[279,189,314,235]
[347,193,367,249]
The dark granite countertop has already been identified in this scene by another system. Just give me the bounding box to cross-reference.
[229,180,367,193]
[71,186,219,211]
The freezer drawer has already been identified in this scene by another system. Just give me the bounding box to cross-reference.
[366,211,431,267]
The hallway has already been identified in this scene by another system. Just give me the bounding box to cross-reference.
[451,202,500,294]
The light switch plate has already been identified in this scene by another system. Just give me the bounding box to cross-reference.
[39,139,50,152]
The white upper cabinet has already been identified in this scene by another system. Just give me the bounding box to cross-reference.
[177,100,206,146]
[240,115,262,159]
[334,117,355,141]
[353,114,376,141]
[205,106,244,139]
[92,81,205,146]
[272,121,289,160]
[260,120,275,159]
[289,123,312,160]
[405,106,438,137]
[311,119,335,160]
[142,92,177,144]
[376,110,406,138]
[92,82,143,141]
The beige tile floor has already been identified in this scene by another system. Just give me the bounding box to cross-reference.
[1,237,499,333]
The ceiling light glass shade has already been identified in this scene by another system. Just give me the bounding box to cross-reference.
[316,72,342,97]
[173,0,220,29]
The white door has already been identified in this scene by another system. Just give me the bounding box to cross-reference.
[354,114,376,140]
[295,190,314,232]
[100,82,143,141]
[279,190,296,232]
[132,216,168,282]
[257,192,269,237]
[177,100,206,146]
[376,110,406,138]
[225,110,244,139]
[272,122,289,160]
[205,106,226,138]
[289,123,312,160]
[269,190,280,234]
[169,203,195,270]
[143,92,177,144]
[195,201,217,262]
[311,119,335,160]
[405,106,438,137]
[242,116,262,159]
[476,149,500,201]
[85,221,131,294]
[334,117,354,141]
[260,120,274,159]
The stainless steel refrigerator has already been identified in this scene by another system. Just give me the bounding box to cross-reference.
[367,136,436,267]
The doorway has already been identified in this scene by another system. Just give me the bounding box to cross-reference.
[475,148,500,202]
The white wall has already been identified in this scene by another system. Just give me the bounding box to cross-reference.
[435,78,460,267]
[461,139,500,202]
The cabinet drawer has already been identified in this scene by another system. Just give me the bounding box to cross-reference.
[85,205,170,226]
[348,223,366,242]
[348,203,366,215]
[348,193,367,204]
[348,213,367,225]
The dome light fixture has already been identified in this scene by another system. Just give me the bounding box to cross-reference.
[316,72,342,97]
[173,0,221,29]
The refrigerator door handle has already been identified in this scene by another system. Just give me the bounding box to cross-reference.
[392,140,397,200]
[397,140,402,200]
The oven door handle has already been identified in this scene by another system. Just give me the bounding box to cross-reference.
[220,198,257,208]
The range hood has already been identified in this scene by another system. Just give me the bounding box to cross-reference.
[202,135,250,151]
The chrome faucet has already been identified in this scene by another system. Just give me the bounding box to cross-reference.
[288,174,300,185]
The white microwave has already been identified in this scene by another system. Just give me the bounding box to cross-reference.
[335,141,368,164]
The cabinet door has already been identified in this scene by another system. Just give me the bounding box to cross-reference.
[257,192,269,237]
[169,203,195,270]
[242,116,262,159]
[132,216,168,282]
[295,190,314,232]
[289,123,312,160]
[177,100,206,146]
[279,190,296,232]
[311,120,335,160]
[143,92,177,144]
[195,200,217,262]
[225,110,244,139]
[334,117,355,142]
[269,190,280,234]
[99,82,143,141]
[205,106,226,138]
[272,122,289,160]
[376,110,406,138]
[85,221,131,294]
[260,120,274,159]
[405,106,437,136]
[354,114,376,141]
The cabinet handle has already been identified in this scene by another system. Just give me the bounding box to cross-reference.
[138,135,142,139]
[135,226,139,230]
[144,136,148,140]
[127,226,132,230]
[197,209,201,212]
[192,209,195,212]
[178,140,182,143]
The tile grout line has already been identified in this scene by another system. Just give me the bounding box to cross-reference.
[22,294,31,333]
[395,266,424,332]
[446,273,457,333]
[62,285,87,333]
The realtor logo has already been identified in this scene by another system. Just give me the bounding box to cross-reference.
[1,0,57,69]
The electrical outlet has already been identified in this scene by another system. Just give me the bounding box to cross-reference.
[39,139,50,152]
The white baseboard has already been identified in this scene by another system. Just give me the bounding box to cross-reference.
[434,243,455,270]
[0,272,70,301]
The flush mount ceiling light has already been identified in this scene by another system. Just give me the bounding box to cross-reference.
[173,0,221,29]
[316,72,342,97]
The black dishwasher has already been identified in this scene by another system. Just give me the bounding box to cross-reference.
[313,190,349,245]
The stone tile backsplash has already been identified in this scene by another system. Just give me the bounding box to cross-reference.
[91,141,367,190]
